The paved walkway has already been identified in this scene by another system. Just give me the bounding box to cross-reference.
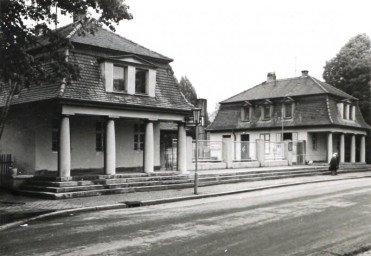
[1,170,370,217]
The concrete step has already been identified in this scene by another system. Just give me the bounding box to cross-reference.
[25,180,89,187]
[17,166,371,199]
[21,184,106,193]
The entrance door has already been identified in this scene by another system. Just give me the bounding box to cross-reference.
[241,134,250,160]
[296,141,306,164]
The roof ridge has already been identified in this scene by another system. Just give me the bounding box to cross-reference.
[354,102,371,129]
[314,77,357,100]
[95,27,172,61]
[310,76,328,93]
[221,83,261,103]
[326,96,334,124]
[221,76,304,104]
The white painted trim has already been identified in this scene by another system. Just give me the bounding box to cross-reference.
[62,105,186,122]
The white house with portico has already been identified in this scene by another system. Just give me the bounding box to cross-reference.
[0,21,193,179]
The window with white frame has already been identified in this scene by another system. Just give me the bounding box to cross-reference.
[284,102,293,118]
[96,122,104,152]
[52,119,59,152]
[134,123,145,150]
[113,65,126,92]
[343,104,348,119]
[100,57,156,96]
[135,69,147,94]
[341,103,355,121]
[312,133,317,150]
[241,105,251,122]
[260,133,270,153]
[350,105,355,120]
[262,105,271,120]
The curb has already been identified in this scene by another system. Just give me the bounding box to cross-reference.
[1,174,371,231]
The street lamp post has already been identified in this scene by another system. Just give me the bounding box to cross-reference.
[192,108,201,195]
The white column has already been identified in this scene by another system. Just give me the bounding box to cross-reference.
[105,118,116,175]
[360,135,366,163]
[144,121,154,173]
[256,139,265,167]
[177,122,187,173]
[327,132,333,163]
[350,134,356,163]
[340,133,345,163]
[58,115,71,177]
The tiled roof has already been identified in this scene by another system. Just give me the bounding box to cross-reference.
[222,76,355,103]
[208,95,370,131]
[34,22,172,62]
[60,52,193,111]
[327,97,371,129]
[0,23,193,112]
[70,25,172,62]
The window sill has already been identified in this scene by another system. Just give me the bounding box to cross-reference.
[134,92,149,97]
[342,118,355,122]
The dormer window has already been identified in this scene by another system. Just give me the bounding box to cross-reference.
[113,65,126,92]
[282,97,294,119]
[284,103,292,118]
[261,99,272,121]
[100,55,157,97]
[339,100,355,121]
[343,104,349,119]
[241,101,252,122]
[350,105,355,120]
[263,105,271,120]
[135,68,147,94]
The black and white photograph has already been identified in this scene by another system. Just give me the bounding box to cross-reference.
[0,0,371,255]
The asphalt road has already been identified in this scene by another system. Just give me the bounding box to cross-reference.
[1,178,371,256]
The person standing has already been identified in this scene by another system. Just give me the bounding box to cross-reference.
[329,152,339,175]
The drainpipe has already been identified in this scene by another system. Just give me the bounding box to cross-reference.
[232,129,236,161]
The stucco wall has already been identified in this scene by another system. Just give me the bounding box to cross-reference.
[0,106,36,173]
[208,129,329,163]
[306,132,327,162]
[35,110,58,171]
[22,112,160,171]
[33,113,162,172]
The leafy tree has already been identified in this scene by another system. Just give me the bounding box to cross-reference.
[209,103,220,123]
[178,76,198,106]
[0,0,133,140]
[323,34,371,125]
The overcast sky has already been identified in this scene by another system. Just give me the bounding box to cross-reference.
[62,0,371,113]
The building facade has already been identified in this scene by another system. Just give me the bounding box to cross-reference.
[0,21,193,177]
[207,71,370,165]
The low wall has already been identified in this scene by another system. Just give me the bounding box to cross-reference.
[263,159,289,167]
[188,162,227,171]
[0,175,33,190]
[231,161,260,169]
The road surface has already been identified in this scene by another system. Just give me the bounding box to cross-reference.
[1,178,371,255]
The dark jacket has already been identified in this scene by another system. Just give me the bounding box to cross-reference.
[329,156,339,171]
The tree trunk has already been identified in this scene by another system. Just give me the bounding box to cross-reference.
[0,80,17,141]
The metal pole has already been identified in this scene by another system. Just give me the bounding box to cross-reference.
[281,103,284,140]
[194,124,199,195]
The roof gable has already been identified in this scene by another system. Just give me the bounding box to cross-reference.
[100,54,158,69]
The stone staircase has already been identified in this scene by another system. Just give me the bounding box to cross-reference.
[17,164,371,200]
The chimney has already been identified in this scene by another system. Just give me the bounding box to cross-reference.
[267,72,276,82]
[301,70,309,77]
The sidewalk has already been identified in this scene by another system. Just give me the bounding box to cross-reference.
[1,170,371,230]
